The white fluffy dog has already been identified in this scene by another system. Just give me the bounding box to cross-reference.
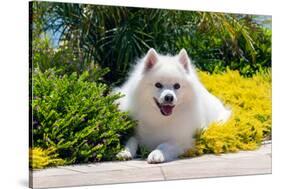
[115,48,231,163]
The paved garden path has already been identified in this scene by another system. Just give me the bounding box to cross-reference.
[31,142,271,188]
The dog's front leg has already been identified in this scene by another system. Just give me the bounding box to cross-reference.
[116,137,138,160]
[147,142,182,164]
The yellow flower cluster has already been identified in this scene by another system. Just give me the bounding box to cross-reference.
[186,70,271,157]
[29,147,65,169]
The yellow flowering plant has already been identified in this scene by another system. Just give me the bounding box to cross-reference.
[29,147,66,169]
[186,69,271,157]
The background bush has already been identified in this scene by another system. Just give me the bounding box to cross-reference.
[32,2,271,84]
[31,69,136,165]
[31,29,109,82]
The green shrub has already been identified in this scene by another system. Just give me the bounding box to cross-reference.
[175,21,271,77]
[31,69,136,165]
[32,34,109,83]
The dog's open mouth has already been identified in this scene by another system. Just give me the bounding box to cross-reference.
[153,98,175,116]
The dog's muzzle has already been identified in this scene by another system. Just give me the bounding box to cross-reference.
[153,97,175,116]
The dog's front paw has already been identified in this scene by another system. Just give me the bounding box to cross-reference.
[116,149,133,160]
[147,150,165,164]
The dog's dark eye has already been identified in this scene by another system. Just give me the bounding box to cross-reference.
[155,82,163,89]
[174,83,180,89]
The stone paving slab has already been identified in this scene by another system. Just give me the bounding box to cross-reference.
[32,167,164,188]
[161,155,271,180]
[62,162,133,173]
[31,143,271,189]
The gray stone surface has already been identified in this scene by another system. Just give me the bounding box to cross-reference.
[31,143,272,188]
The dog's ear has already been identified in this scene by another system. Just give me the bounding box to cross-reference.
[178,49,190,72]
[144,48,158,71]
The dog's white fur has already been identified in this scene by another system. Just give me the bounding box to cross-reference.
[115,48,231,163]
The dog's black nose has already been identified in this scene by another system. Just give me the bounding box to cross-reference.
[164,94,174,103]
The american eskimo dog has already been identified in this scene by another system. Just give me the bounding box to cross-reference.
[115,48,231,163]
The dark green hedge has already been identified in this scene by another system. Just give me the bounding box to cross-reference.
[32,69,136,164]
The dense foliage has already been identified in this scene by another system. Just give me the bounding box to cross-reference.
[31,69,136,165]
[30,1,272,169]
[186,70,271,156]
[31,34,109,82]
[32,2,271,84]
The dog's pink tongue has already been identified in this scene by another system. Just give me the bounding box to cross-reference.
[161,105,174,116]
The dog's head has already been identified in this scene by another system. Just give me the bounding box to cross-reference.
[138,48,196,117]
